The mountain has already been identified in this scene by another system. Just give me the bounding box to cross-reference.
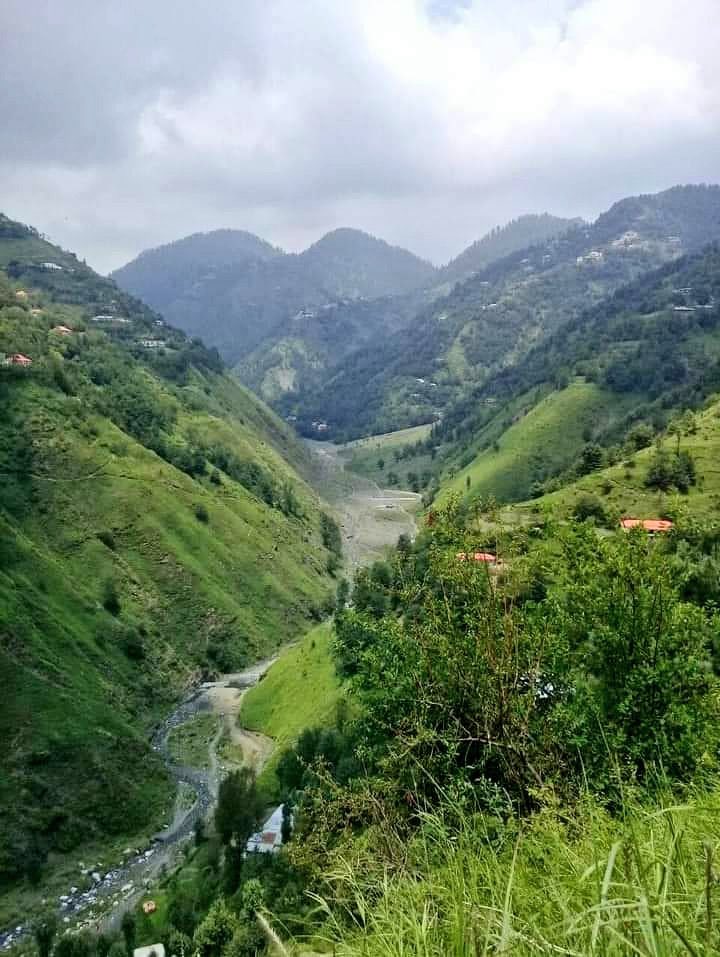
[235,293,424,402]
[112,227,437,366]
[234,218,581,403]
[0,214,339,899]
[107,228,281,310]
[438,213,584,287]
[287,185,720,440]
[429,242,720,505]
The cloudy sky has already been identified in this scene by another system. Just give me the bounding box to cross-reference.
[2,0,719,273]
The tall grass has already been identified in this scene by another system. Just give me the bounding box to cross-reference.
[296,787,720,955]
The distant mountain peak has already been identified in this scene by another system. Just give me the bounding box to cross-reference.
[440,213,584,285]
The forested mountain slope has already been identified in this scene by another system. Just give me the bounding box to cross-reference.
[437,213,583,287]
[112,228,436,366]
[436,243,720,505]
[288,185,720,440]
[106,228,281,316]
[235,217,582,403]
[0,216,338,897]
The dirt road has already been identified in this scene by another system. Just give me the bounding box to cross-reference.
[304,439,421,570]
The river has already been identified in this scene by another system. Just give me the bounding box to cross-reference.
[0,439,420,948]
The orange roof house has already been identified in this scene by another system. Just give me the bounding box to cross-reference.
[4,353,33,367]
[620,518,673,533]
[456,551,497,563]
[51,325,74,335]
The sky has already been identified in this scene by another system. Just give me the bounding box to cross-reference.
[1,0,719,274]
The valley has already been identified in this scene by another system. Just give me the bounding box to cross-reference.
[0,429,417,943]
[6,182,720,957]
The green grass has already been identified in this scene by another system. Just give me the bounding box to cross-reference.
[0,252,337,921]
[240,623,343,797]
[518,394,720,524]
[439,380,623,505]
[340,424,433,486]
[166,714,219,770]
[305,787,720,955]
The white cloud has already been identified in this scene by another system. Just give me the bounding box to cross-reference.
[1,0,719,271]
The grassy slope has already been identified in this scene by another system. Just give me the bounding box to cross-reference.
[438,379,621,505]
[315,788,720,955]
[522,394,720,523]
[240,622,342,797]
[0,230,336,914]
[341,424,433,484]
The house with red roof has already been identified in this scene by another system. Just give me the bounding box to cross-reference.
[3,353,33,367]
[620,518,673,534]
[456,551,497,563]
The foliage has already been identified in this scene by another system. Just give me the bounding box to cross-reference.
[572,492,607,523]
[214,769,264,848]
[646,447,697,492]
[192,899,238,957]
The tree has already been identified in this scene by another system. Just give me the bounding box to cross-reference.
[572,493,607,524]
[335,578,350,612]
[578,443,603,474]
[550,528,720,788]
[32,912,57,957]
[193,899,238,957]
[102,578,121,616]
[121,912,136,957]
[281,803,293,844]
[214,767,263,847]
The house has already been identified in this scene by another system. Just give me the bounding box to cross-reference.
[41,261,63,270]
[620,518,673,534]
[15,290,28,300]
[4,353,32,367]
[139,338,166,349]
[456,551,497,564]
[246,805,289,855]
[30,308,43,317]
[142,900,157,915]
[51,325,74,336]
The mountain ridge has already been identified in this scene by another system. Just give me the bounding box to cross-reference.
[0,213,338,905]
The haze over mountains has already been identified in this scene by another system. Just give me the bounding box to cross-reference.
[112,227,437,365]
[113,213,579,400]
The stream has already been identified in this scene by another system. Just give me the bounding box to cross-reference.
[0,439,420,949]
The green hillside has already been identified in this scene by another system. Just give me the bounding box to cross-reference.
[236,294,421,403]
[524,394,720,524]
[438,212,583,287]
[438,379,627,504]
[0,216,337,904]
[426,244,720,509]
[239,622,343,797]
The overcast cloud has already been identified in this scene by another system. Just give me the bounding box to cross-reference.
[1,0,719,272]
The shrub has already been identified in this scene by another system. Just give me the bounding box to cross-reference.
[194,503,209,523]
[97,530,116,550]
[102,578,121,615]
[572,493,607,524]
